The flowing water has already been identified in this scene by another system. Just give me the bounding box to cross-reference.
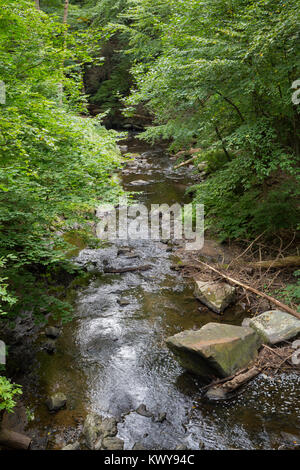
[27,136,300,450]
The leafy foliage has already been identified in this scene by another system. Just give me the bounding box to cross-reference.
[0,376,22,414]
[276,270,300,312]
[112,0,300,239]
[0,0,123,322]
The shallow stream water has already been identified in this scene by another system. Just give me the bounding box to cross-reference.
[27,136,300,450]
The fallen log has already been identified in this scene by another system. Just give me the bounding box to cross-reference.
[104,265,152,274]
[192,258,300,320]
[247,256,300,269]
[174,147,202,158]
[205,367,260,401]
[0,427,31,450]
[174,156,198,169]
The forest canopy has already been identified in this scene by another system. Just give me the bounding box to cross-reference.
[61,0,300,239]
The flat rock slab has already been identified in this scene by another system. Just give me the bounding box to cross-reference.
[166,323,262,378]
[249,310,300,345]
[194,279,236,314]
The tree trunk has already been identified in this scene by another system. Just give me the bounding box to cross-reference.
[34,0,40,10]
[174,156,198,169]
[0,426,31,450]
[214,125,231,161]
[63,0,69,24]
[247,256,300,269]
[174,148,202,158]
[58,0,70,104]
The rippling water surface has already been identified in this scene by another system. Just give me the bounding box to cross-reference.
[29,137,300,450]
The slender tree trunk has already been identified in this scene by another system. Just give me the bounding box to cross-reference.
[34,0,40,10]
[214,125,231,161]
[58,0,70,104]
[216,92,245,122]
[63,0,69,24]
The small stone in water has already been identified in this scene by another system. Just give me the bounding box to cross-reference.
[136,404,153,418]
[155,412,167,423]
[45,392,67,412]
[118,298,130,306]
[44,340,56,355]
[117,247,131,255]
[45,326,60,339]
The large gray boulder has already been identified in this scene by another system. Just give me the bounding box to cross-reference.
[166,323,262,378]
[249,310,300,344]
[194,279,236,314]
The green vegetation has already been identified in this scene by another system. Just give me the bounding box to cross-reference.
[67,0,299,239]
[276,270,300,312]
[0,0,299,415]
[0,0,123,323]
[0,0,124,404]
[116,0,299,239]
[0,376,22,414]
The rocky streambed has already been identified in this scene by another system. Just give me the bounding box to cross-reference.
[5,135,300,451]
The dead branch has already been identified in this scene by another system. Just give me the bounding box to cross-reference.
[201,367,249,392]
[174,156,198,169]
[246,256,300,269]
[205,367,260,400]
[262,344,285,358]
[192,258,300,319]
[221,367,260,392]
[174,147,202,158]
[226,232,266,270]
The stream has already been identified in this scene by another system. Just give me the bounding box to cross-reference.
[26,135,300,450]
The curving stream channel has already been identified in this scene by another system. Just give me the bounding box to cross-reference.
[28,135,300,450]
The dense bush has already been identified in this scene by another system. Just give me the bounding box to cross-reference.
[114,0,300,239]
[0,0,123,322]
